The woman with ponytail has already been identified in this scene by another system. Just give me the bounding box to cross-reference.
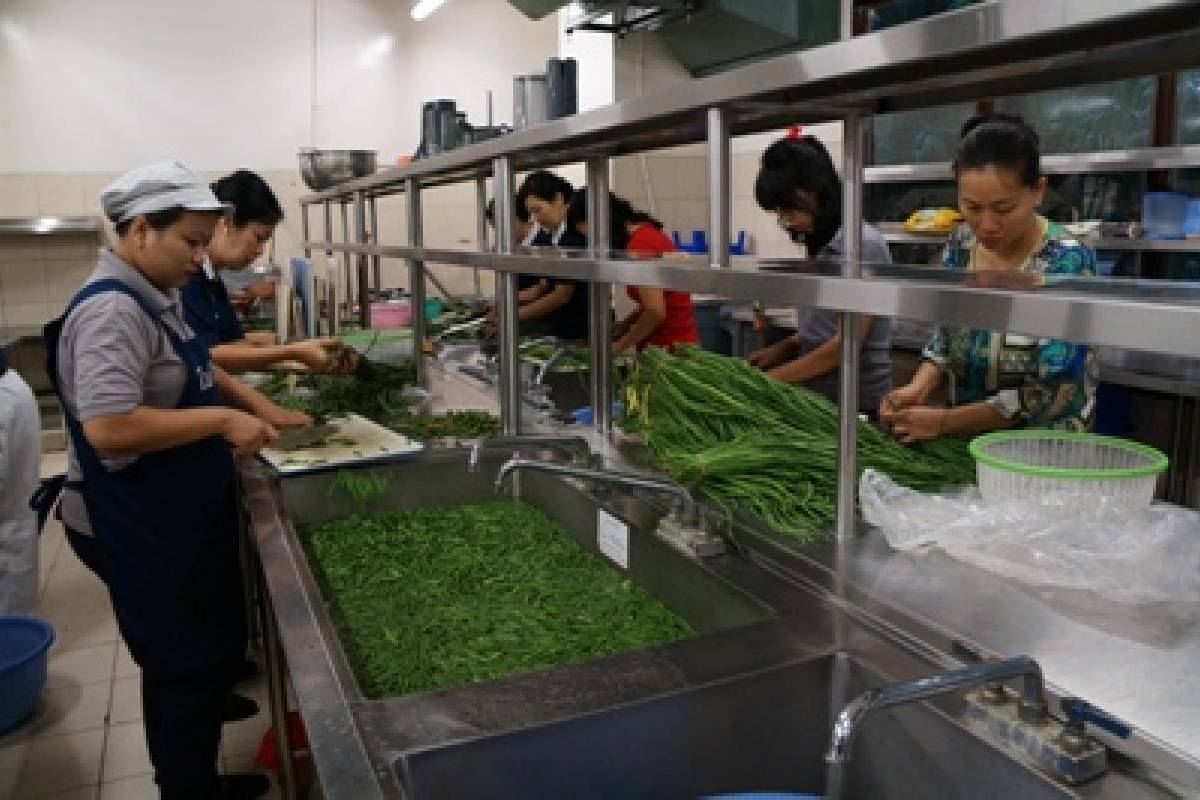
[747,135,894,414]
[879,113,1097,442]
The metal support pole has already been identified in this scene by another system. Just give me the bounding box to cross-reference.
[474,177,489,296]
[840,0,856,39]
[836,113,866,542]
[340,201,353,325]
[707,106,731,269]
[300,203,311,261]
[297,203,311,340]
[406,179,427,387]
[493,157,521,435]
[368,194,382,292]
[586,158,614,436]
[322,201,334,336]
[354,192,370,328]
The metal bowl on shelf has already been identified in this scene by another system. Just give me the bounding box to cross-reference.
[298,148,378,191]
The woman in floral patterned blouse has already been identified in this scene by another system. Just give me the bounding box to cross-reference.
[879,113,1098,443]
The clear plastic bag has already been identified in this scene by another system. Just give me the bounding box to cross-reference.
[859,468,1200,604]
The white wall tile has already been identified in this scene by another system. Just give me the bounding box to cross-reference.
[0,261,49,305]
[0,237,43,264]
[36,174,87,215]
[0,174,39,216]
[44,260,96,305]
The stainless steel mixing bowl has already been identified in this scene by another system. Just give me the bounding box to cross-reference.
[298,148,378,191]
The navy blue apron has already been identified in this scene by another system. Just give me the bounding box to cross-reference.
[44,278,245,680]
[181,271,243,350]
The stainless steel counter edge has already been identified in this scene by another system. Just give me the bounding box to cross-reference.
[298,0,1200,203]
[240,460,393,800]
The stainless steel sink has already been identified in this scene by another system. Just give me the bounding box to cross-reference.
[393,653,1075,800]
[246,449,1183,800]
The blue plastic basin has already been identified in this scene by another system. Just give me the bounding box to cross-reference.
[0,616,55,735]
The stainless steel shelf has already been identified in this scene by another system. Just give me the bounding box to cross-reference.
[299,0,1200,204]
[301,241,1200,359]
[0,216,103,235]
[876,224,1200,253]
[1089,237,1200,253]
[864,145,1200,183]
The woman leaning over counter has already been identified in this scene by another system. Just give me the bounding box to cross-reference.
[565,189,699,353]
[47,162,305,800]
[880,113,1099,442]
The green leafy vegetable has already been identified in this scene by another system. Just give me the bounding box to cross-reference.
[259,357,418,422]
[302,501,692,697]
[329,469,391,503]
[622,345,976,542]
[386,410,500,441]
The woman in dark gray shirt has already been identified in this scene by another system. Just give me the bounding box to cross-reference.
[746,136,893,413]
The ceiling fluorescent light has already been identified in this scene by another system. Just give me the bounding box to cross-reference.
[411,0,448,21]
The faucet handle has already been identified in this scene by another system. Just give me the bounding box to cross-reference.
[1060,697,1132,740]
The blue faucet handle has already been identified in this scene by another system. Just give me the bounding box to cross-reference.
[1060,697,1132,739]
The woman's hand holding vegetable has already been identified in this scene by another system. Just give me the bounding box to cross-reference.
[878,383,926,426]
[260,406,312,431]
[288,338,356,373]
[222,410,279,455]
[886,405,947,443]
[747,337,797,370]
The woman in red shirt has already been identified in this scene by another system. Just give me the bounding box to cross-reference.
[567,190,699,352]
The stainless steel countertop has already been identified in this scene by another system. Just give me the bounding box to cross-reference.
[433,361,1200,769]
[819,535,1200,765]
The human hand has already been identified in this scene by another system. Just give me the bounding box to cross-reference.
[289,338,356,373]
[887,406,948,443]
[262,406,312,430]
[222,411,279,455]
[878,384,925,426]
[747,340,790,370]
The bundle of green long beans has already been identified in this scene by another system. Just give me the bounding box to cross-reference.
[621,346,976,542]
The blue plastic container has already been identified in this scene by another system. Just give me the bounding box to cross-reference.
[0,616,55,735]
[672,229,747,255]
[1143,192,1189,239]
[1184,198,1200,238]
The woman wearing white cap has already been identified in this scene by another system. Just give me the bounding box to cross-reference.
[44,161,302,799]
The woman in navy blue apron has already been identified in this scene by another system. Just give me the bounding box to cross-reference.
[46,162,288,800]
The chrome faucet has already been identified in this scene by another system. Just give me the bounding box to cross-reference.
[495,456,696,522]
[825,655,1047,800]
[467,435,594,473]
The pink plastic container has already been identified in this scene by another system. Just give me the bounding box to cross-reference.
[370,301,412,329]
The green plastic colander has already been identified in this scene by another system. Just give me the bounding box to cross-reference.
[968,430,1168,508]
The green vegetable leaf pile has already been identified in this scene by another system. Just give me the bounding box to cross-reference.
[259,357,418,422]
[302,501,692,697]
[622,345,977,542]
[386,409,499,441]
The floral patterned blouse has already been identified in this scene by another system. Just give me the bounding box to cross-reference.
[922,219,1099,430]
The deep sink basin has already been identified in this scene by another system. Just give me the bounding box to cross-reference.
[393,653,1073,800]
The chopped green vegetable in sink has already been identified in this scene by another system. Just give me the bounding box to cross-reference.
[301,501,693,697]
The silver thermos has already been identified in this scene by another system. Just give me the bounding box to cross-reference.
[513,74,548,132]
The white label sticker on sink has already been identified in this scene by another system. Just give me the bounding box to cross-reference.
[597,509,629,569]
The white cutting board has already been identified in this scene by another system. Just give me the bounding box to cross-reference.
[259,413,424,474]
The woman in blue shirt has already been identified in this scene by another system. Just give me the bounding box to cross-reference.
[880,114,1098,442]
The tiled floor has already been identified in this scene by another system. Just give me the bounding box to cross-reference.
[0,453,281,800]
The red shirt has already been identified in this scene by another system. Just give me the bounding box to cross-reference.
[624,224,700,350]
